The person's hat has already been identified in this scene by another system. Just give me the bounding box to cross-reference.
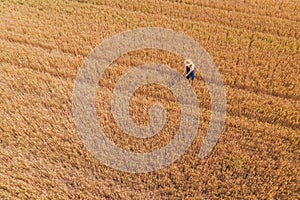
[184,59,194,67]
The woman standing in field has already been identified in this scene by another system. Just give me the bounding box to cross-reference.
[183,59,195,80]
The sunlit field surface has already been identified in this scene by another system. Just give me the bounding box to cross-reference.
[0,0,299,199]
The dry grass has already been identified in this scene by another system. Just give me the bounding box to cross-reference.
[0,0,299,199]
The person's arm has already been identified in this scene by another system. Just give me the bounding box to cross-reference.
[185,65,194,77]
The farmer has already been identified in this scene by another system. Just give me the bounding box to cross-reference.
[182,59,195,80]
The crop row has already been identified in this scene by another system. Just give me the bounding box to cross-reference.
[1,0,298,55]
[164,0,300,22]
[2,31,299,100]
[67,0,299,39]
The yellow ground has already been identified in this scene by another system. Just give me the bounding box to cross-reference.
[0,0,299,199]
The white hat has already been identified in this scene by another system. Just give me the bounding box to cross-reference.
[184,59,194,67]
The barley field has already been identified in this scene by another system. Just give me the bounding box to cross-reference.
[0,0,299,199]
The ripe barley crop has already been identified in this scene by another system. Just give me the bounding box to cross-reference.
[0,0,299,199]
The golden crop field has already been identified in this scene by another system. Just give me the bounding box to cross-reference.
[0,0,299,199]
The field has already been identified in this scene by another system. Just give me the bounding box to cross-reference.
[0,0,299,199]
